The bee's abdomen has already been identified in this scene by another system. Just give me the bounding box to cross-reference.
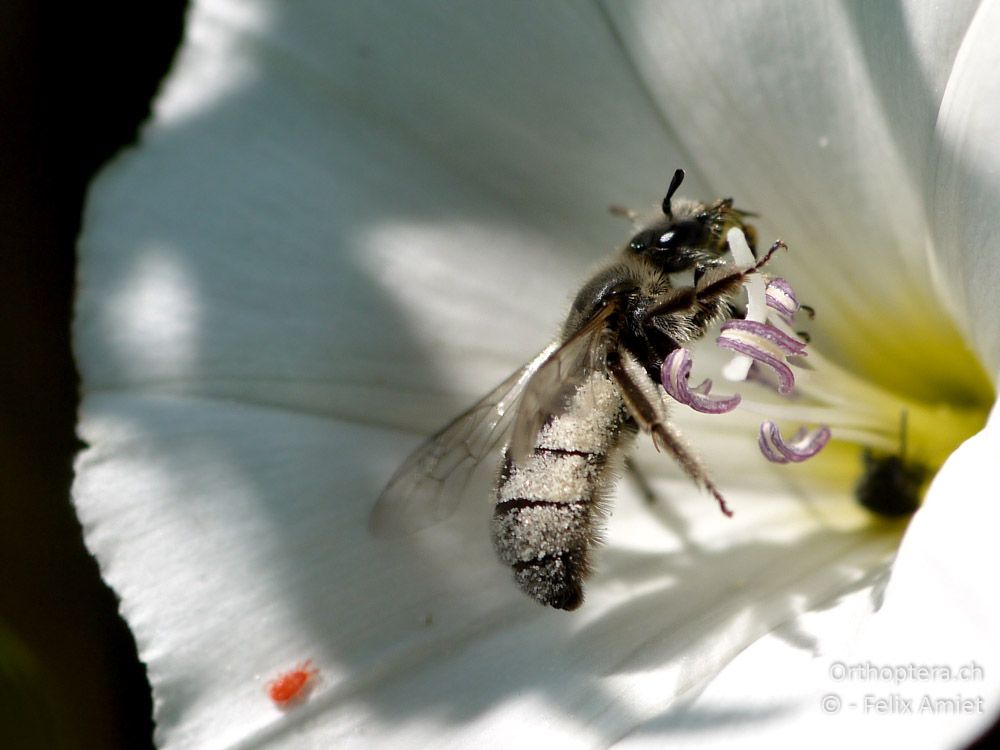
[492,375,631,610]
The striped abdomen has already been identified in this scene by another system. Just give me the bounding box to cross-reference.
[491,373,635,610]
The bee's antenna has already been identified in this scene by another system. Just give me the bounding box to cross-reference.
[662,168,685,216]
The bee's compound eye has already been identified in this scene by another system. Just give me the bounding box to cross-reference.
[629,229,659,253]
[656,220,707,250]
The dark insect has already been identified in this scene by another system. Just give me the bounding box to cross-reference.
[856,412,927,517]
[372,170,771,610]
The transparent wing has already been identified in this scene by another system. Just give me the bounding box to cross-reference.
[507,300,622,464]
[370,343,558,536]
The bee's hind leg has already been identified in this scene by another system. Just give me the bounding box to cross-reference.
[606,349,733,518]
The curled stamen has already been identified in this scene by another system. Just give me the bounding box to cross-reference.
[721,319,808,355]
[717,319,807,394]
[662,348,742,414]
[758,421,831,463]
[711,232,837,470]
[765,278,800,323]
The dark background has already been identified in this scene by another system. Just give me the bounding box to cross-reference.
[0,3,186,747]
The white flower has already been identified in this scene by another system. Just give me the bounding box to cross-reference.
[73,1,1000,748]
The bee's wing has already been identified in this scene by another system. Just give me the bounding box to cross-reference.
[370,343,559,536]
[508,300,621,465]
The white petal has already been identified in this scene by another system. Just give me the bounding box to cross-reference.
[77,0,712,434]
[617,403,1000,748]
[930,0,1000,377]
[839,399,1000,746]
[601,0,985,402]
[74,393,535,748]
[74,390,895,747]
[837,0,981,191]
[72,1,992,748]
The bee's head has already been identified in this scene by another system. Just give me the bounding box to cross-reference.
[626,169,757,272]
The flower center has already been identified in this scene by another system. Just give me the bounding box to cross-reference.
[661,228,990,515]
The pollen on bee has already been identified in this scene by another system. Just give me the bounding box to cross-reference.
[266,660,318,708]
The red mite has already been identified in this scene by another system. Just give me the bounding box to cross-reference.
[267,660,318,707]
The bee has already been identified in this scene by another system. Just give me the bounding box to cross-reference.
[856,411,927,517]
[372,170,770,610]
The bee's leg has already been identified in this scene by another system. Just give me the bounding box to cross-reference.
[643,270,747,322]
[624,456,657,505]
[606,349,733,517]
[645,240,787,321]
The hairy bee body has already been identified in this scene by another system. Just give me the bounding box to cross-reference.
[372,169,763,611]
[492,371,635,610]
[491,245,733,610]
